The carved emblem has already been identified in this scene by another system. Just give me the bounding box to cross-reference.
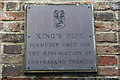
[54,10,65,29]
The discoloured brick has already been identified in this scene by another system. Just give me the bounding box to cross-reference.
[21,23,24,30]
[118,22,120,41]
[96,33,117,42]
[0,12,24,20]
[2,55,23,64]
[6,2,20,11]
[98,67,118,76]
[2,34,24,43]
[0,23,3,30]
[118,12,120,21]
[0,11,3,20]
[95,22,118,31]
[118,56,120,72]
[3,22,21,32]
[96,45,120,54]
[98,56,117,66]
[2,65,22,76]
[4,45,22,54]
[94,12,114,21]
[115,11,120,21]
[94,2,120,10]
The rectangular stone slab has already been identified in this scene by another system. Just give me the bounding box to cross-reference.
[25,5,96,71]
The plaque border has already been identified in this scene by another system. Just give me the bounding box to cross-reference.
[24,4,97,73]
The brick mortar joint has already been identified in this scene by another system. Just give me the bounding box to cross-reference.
[98,66,118,68]
[0,20,24,23]
[1,43,24,45]
[0,32,24,34]
[96,32,118,33]
[96,43,119,45]
[95,31,119,33]
[97,55,118,57]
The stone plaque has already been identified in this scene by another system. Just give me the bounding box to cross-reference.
[25,5,96,71]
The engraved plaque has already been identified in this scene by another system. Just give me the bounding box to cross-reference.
[25,5,96,72]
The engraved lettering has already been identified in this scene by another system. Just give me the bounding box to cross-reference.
[84,51,92,55]
[69,60,93,64]
[30,43,60,47]
[36,33,62,39]
[36,34,41,39]
[44,51,82,55]
[29,52,40,56]
[67,33,83,39]
[62,43,78,47]
[28,60,66,64]
[79,43,90,46]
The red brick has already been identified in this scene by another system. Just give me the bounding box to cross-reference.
[2,77,31,80]
[0,2,4,11]
[3,22,21,32]
[2,65,22,76]
[96,45,120,54]
[0,12,24,20]
[6,2,20,11]
[94,12,114,21]
[4,45,22,54]
[2,34,24,43]
[94,2,120,11]
[95,22,118,31]
[96,33,117,42]
[98,67,118,76]
[98,56,117,66]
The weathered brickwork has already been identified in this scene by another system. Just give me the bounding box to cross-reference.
[94,2,120,10]
[95,22,118,31]
[96,45,120,54]
[2,65,23,76]
[0,1,119,80]
[2,22,22,32]
[96,33,117,42]
[0,12,24,20]
[2,34,24,43]
[94,12,114,21]
[0,2,4,11]
[6,2,21,11]
[98,56,117,66]
[98,67,118,76]
[4,45,22,54]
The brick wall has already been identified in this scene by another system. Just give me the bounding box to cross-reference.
[0,0,120,80]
